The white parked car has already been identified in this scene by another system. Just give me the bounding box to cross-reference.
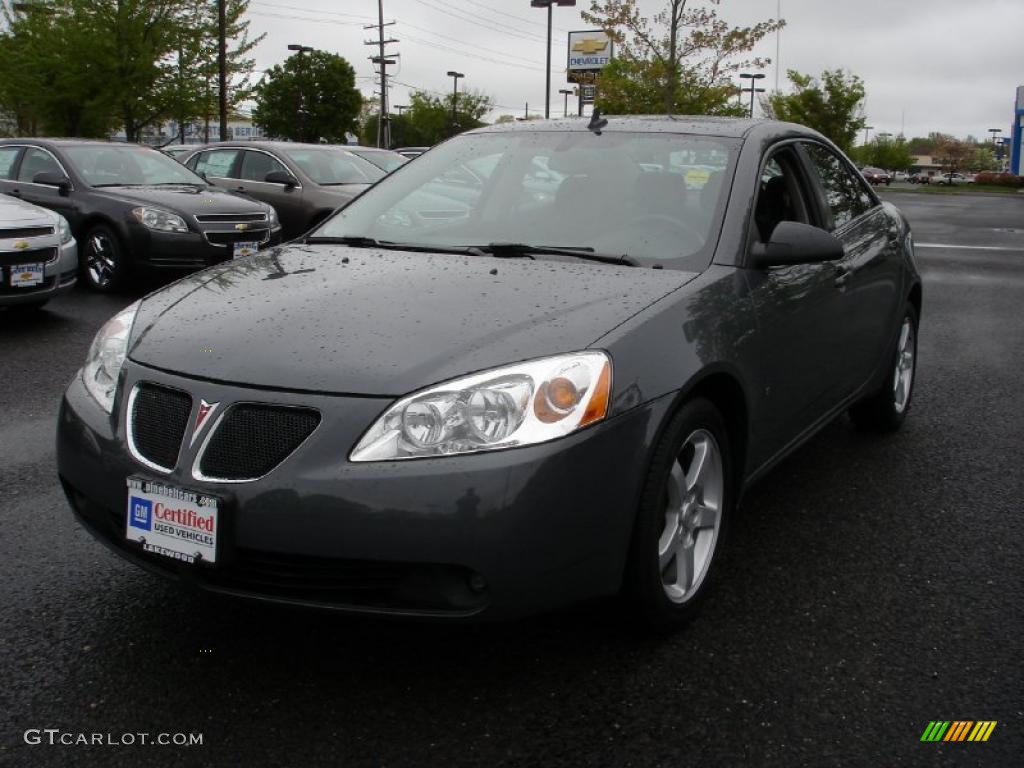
[0,193,77,309]
[933,172,971,186]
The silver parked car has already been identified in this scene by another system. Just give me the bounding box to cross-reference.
[0,192,77,309]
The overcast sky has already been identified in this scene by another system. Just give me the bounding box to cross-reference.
[244,0,1022,142]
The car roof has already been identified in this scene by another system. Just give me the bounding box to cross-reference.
[467,115,791,139]
[0,138,167,149]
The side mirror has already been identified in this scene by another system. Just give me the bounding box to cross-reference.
[265,170,297,187]
[33,171,71,195]
[750,221,844,268]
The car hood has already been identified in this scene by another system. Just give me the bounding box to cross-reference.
[92,184,268,214]
[128,244,698,396]
[0,193,58,227]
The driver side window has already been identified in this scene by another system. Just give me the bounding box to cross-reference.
[753,149,811,242]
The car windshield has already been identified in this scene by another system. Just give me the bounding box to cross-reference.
[279,147,386,185]
[312,130,737,268]
[350,149,408,173]
[63,144,207,186]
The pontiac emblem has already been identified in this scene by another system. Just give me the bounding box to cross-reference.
[234,223,249,231]
[13,239,30,250]
[190,399,220,447]
[572,38,609,55]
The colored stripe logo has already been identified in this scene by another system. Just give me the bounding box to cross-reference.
[920,721,997,742]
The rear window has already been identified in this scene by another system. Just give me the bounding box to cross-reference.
[281,148,385,185]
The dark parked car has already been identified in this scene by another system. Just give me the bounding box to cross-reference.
[347,147,409,173]
[860,166,891,185]
[58,117,921,626]
[180,142,386,240]
[0,139,281,291]
[395,146,430,159]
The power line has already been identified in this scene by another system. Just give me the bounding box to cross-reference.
[460,0,572,34]
[409,0,549,44]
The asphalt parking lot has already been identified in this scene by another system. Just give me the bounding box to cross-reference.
[1,192,1022,767]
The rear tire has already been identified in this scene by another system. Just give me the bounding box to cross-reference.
[849,303,918,432]
[82,225,129,292]
[624,398,734,629]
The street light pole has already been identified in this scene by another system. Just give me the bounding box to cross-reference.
[864,125,874,145]
[559,88,573,118]
[739,72,765,118]
[447,70,464,137]
[532,1,576,120]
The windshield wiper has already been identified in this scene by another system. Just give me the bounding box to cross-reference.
[477,243,637,266]
[303,235,484,256]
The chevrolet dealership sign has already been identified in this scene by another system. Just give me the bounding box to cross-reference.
[567,30,613,83]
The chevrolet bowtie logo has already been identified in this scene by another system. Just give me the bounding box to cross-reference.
[13,239,30,250]
[234,223,249,231]
[572,38,608,55]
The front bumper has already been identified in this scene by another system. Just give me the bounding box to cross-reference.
[125,223,282,270]
[0,238,77,306]
[57,361,671,618]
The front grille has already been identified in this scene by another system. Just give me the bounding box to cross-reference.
[201,550,486,611]
[203,228,270,246]
[0,246,58,266]
[194,213,268,223]
[198,404,320,480]
[129,383,192,471]
[0,226,53,238]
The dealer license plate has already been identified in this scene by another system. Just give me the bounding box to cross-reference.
[10,263,44,287]
[125,478,219,564]
[233,241,258,259]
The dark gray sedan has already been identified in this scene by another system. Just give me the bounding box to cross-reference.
[57,117,921,626]
[180,142,386,240]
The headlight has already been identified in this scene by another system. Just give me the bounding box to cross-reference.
[267,206,280,229]
[350,351,612,461]
[131,207,188,233]
[83,301,139,413]
[57,215,72,244]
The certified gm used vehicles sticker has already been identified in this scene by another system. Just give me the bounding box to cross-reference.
[57,116,922,627]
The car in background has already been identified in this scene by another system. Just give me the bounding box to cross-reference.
[347,147,408,173]
[0,192,77,309]
[861,167,891,185]
[59,117,922,626]
[395,146,430,160]
[933,172,971,186]
[0,139,281,291]
[161,145,196,161]
[909,172,933,184]
[181,141,385,240]
[892,170,910,183]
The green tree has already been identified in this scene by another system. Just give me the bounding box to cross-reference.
[253,50,362,143]
[762,69,866,153]
[853,136,913,171]
[362,89,492,147]
[0,0,261,140]
[582,0,783,115]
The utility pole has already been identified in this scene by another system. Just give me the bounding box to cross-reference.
[365,1,398,148]
[447,71,464,136]
[217,0,227,141]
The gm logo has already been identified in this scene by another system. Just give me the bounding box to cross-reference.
[129,496,152,531]
[920,720,997,742]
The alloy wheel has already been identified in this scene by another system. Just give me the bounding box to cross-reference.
[658,429,724,604]
[893,316,915,413]
[86,232,117,289]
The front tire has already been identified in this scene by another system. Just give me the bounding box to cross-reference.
[624,398,733,629]
[82,225,129,292]
[849,303,918,432]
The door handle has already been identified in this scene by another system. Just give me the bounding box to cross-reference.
[234,186,246,193]
[9,188,22,198]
